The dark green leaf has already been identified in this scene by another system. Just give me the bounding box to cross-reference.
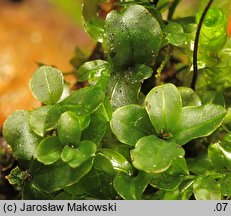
[145,83,182,135]
[193,176,221,200]
[3,111,41,160]
[113,172,152,200]
[36,137,62,165]
[104,5,162,67]
[173,104,226,145]
[32,159,93,193]
[201,91,225,107]
[111,105,154,146]
[57,111,81,146]
[29,66,64,104]
[29,105,53,137]
[131,135,178,173]
[61,141,96,168]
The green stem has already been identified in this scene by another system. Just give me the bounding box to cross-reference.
[167,0,181,20]
[191,0,214,90]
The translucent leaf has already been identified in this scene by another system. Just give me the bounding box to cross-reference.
[3,110,41,160]
[164,22,187,46]
[61,141,96,168]
[173,104,226,145]
[29,66,64,105]
[131,135,178,173]
[104,5,162,68]
[193,176,221,200]
[113,172,152,200]
[32,159,93,193]
[57,111,81,147]
[111,105,154,146]
[178,87,201,107]
[36,137,62,165]
[77,60,110,82]
[29,105,53,137]
[145,83,182,135]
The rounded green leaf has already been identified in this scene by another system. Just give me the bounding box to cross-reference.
[131,135,178,173]
[95,149,133,175]
[29,66,64,104]
[113,172,152,200]
[57,111,81,146]
[60,86,105,115]
[29,105,53,137]
[104,5,162,68]
[173,104,226,145]
[77,60,109,82]
[178,87,201,107]
[61,141,96,168]
[32,159,93,193]
[3,110,41,160]
[145,83,182,135]
[193,176,221,200]
[111,105,154,146]
[36,136,62,165]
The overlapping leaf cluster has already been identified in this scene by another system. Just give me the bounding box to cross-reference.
[3,0,231,200]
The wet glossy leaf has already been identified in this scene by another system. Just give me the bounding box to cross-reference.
[173,104,226,145]
[32,159,93,193]
[130,65,153,84]
[113,172,152,200]
[111,105,154,146]
[60,86,105,115]
[145,83,182,134]
[61,141,96,168]
[164,22,187,46]
[36,137,62,165]
[82,0,105,42]
[57,111,81,147]
[219,173,231,196]
[131,135,178,173]
[193,176,221,200]
[29,105,53,137]
[81,114,108,145]
[178,87,201,107]
[104,5,162,68]
[3,110,41,160]
[77,60,110,82]
[29,66,64,105]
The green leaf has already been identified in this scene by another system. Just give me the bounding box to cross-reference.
[60,86,105,115]
[113,172,152,200]
[82,0,105,42]
[57,112,81,147]
[111,105,154,146]
[219,173,231,196]
[32,159,93,193]
[201,91,225,107]
[29,66,64,105]
[130,65,153,84]
[131,135,178,173]
[178,87,201,107]
[3,110,41,160]
[81,114,108,145]
[95,148,133,175]
[193,176,221,200]
[29,105,53,137]
[173,104,226,145]
[61,141,96,168]
[104,5,162,68]
[145,83,182,135]
[164,22,187,46]
[36,137,62,165]
[77,60,110,82]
